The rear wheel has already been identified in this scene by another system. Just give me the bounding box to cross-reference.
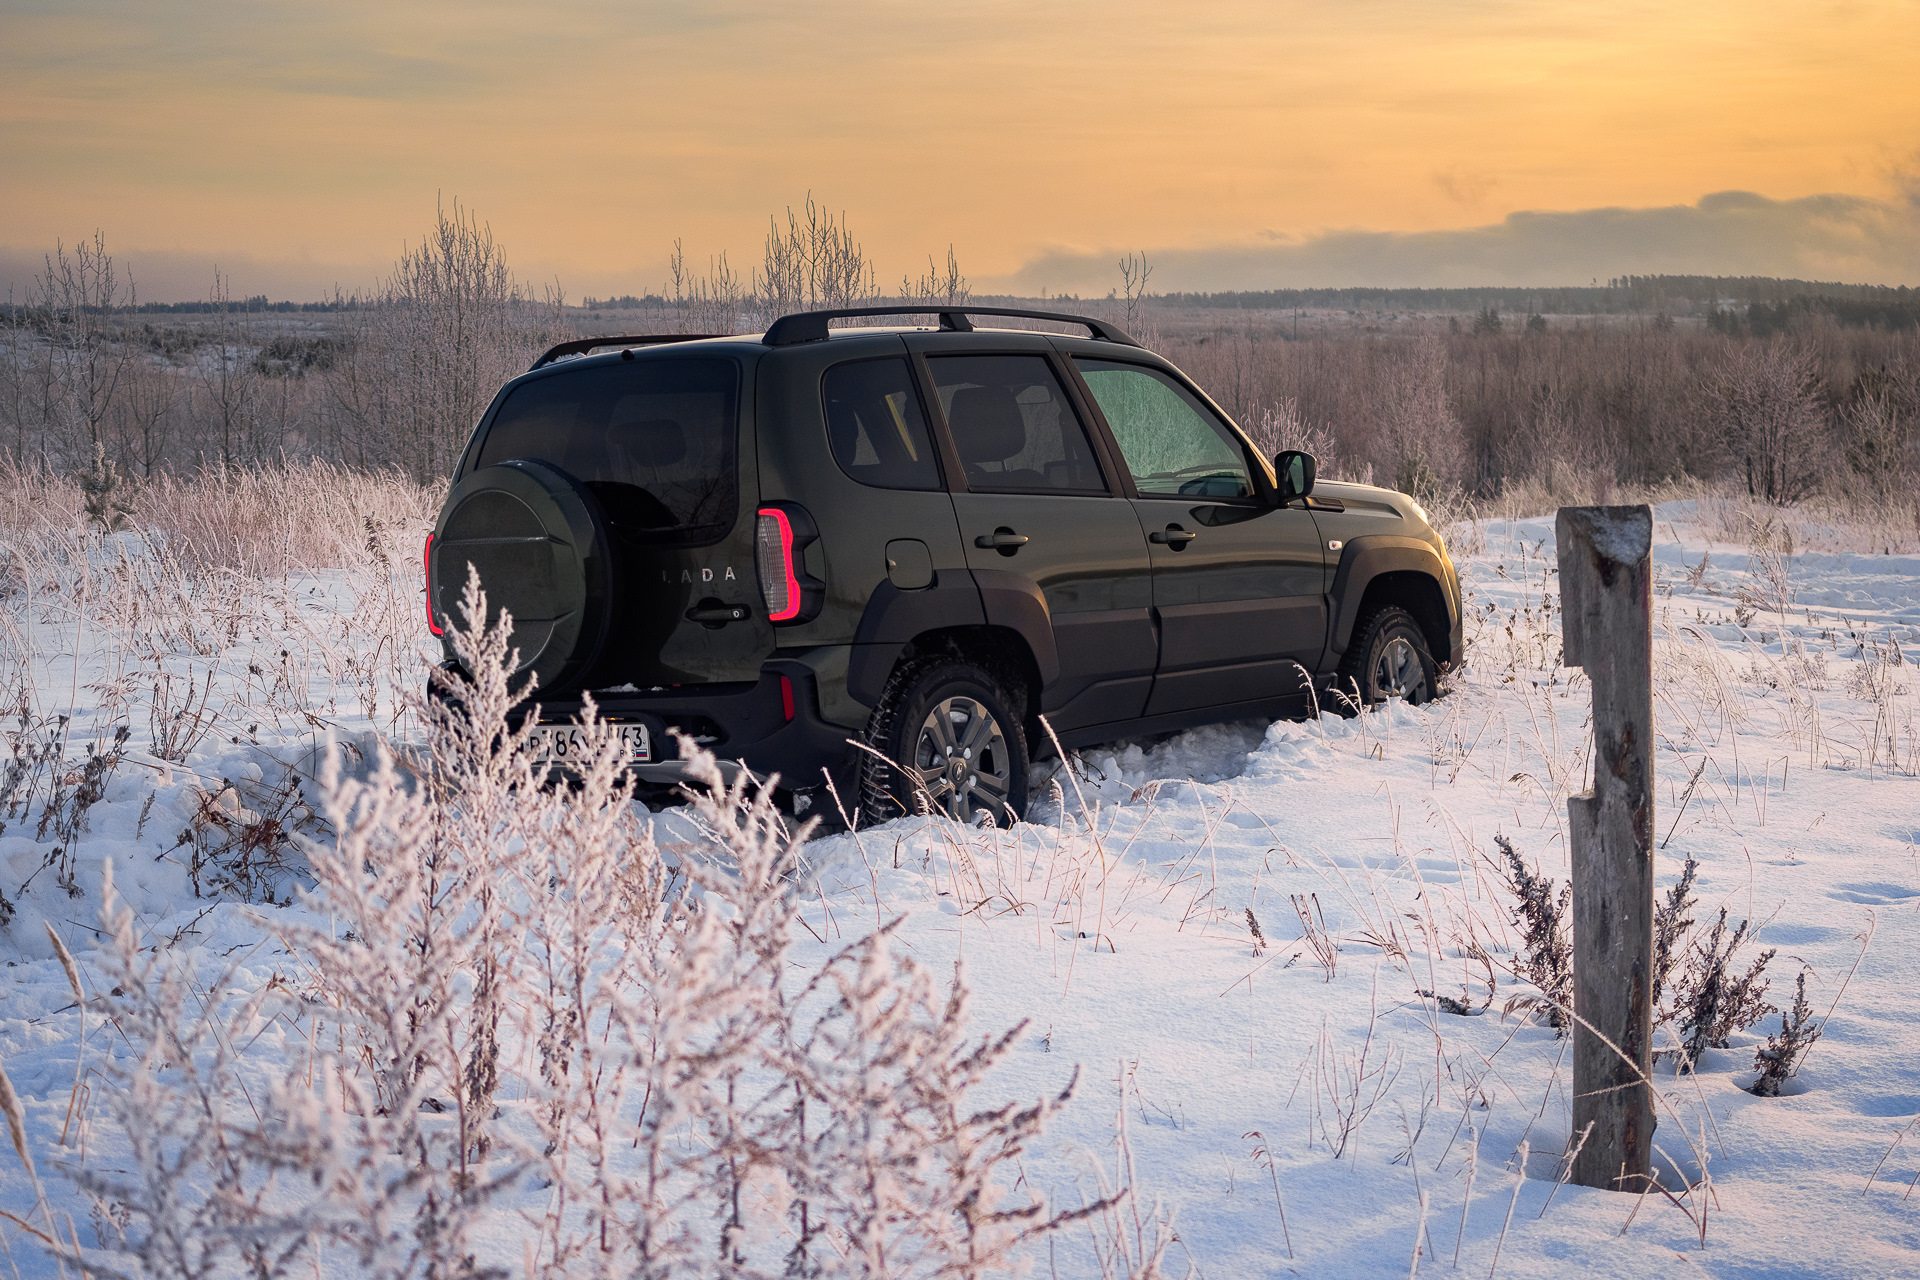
[1337,605,1437,708]
[861,658,1029,827]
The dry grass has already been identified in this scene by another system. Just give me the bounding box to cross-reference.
[131,459,442,575]
[0,456,439,576]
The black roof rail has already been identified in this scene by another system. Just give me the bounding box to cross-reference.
[529,334,723,371]
[761,306,1141,348]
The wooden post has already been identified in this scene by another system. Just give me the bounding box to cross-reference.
[1557,505,1655,1192]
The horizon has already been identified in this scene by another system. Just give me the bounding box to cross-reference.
[6,270,1917,314]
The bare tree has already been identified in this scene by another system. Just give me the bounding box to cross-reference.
[900,246,969,307]
[333,199,554,478]
[193,269,260,466]
[0,289,52,465]
[23,233,138,465]
[1702,340,1831,504]
[756,194,877,321]
[1840,385,1914,499]
[1381,331,1464,502]
[112,355,178,477]
[1119,251,1153,332]
[668,237,747,334]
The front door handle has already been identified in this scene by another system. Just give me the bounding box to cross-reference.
[974,528,1030,551]
[1149,525,1198,548]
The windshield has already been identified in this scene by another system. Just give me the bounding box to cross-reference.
[475,358,739,543]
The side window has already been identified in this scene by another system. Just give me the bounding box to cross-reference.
[924,354,1106,494]
[1075,359,1255,499]
[822,358,941,490]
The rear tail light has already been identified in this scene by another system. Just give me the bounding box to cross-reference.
[756,507,802,621]
[755,503,823,625]
[424,534,443,636]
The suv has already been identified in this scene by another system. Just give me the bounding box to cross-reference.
[425,306,1462,825]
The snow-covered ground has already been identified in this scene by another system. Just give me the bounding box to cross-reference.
[2,499,1918,1277]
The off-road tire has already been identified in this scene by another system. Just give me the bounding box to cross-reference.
[860,657,1029,827]
[1336,605,1438,710]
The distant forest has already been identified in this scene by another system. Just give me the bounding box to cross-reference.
[53,275,1920,332]
[1149,275,1920,328]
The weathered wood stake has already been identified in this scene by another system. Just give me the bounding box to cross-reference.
[1557,505,1655,1192]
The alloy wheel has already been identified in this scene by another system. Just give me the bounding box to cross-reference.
[1373,634,1431,702]
[906,695,1013,825]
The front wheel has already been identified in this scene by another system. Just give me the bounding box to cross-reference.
[1337,605,1438,708]
[861,658,1029,827]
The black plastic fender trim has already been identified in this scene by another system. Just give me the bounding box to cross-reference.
[844,569,1064,708]
[969,568,1061,687]
[847,577,987,706]
[1327,535,1458,657]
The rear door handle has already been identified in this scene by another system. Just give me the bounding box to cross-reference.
[686,603,750,624]
[974,530,1030,549]
[1149,526,1197,547]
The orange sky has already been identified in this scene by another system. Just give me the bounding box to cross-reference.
[3,0,1917,299]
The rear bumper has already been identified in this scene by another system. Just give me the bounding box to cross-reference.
[512,658,859,797]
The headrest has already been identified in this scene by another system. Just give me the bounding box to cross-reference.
[611,417,686,468]
[947,386,1027,465]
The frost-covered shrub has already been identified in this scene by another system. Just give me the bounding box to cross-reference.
[1750,969,1821,1097]
[1668,908,1775,1068]
[1495,835,1571,1031]
[1652,857,1700,1009]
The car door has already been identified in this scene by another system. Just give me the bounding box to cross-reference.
[1071,356,1327,717]
[911,341,1157,732]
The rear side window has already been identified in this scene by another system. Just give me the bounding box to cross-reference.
[924,354,1106,494]
[822,358,941,490]
[476,358,739,542]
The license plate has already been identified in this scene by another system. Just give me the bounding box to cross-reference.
[530,722,651,766]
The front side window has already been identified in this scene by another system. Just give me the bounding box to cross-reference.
[475,358,739,543]
[1075,359,1254,499]
[925,354,1106,494]
[822,358,941,490]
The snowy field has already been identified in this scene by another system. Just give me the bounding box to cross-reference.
[1,490,1917,1278]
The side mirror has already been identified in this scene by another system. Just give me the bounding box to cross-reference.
[1275,450,1317,504]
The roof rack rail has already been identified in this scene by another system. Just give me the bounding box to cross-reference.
[529,334,723,371]
[760,306,1140,348]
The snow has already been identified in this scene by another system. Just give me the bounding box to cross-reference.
[3,501,1919,1276]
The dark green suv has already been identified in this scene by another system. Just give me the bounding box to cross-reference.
[426,307,1462,825]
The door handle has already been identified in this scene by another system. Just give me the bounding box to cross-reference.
[974,529,1030,550]
[685,602,750,624]
[1149,526,1198,547]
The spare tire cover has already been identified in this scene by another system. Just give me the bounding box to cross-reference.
[432,459,612,697]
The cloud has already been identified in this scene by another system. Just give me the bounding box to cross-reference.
[1431,166,1498,208]
[997,191,1920,294]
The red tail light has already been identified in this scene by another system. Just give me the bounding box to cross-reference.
[756,507,802,622]
[424,533,443,636]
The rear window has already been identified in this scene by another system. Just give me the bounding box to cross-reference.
[475,358,739,543]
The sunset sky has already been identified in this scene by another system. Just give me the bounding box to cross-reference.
[3,0,1917,301]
